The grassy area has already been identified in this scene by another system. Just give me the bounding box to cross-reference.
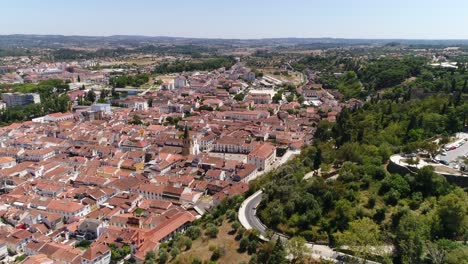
[172,220,250,264]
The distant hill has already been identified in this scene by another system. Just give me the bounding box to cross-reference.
[1,34,468,49]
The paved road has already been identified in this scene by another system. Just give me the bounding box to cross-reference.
[239,191,380,263]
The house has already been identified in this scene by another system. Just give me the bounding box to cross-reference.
[44,112,75,122]
[77,219,105,240]
[21,148,55,162]
[233,163,258,182]
[174,76,187,89]
[134,211,196,262]
[205,169,225,181]
[21,254,55,264]
[81,243,111,264]
[0,242,7,260]
[47,200,90,218]
[0,229,33,253]
[247,143,276,171]
[0,156,16,169]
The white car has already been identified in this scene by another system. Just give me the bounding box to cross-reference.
[441,152,447,156]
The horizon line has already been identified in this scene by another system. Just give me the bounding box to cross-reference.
[1,33,468,42]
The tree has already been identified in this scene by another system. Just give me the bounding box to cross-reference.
[86,89,96,103]
[158,249,168,264]
[446,246,468,264]
[148,97,154,107]
[186,226,201,240]
[413,166,449,197]
[287,236,310,264]
[234,93,245,101]
[211,247,222,261]
[313,148,322,171]
[205,224,219,238]
[170,247,179,259]
[231,221,241,232]
[183,238,192,250]
[131,115,143,125]
[435,188,468,239]
[144,250,157,264]
[395,212,430,264]
[273,92,283,103]
[239,237,249,252]
[269,238,287,264]
[334,217,384,261]
[100,89,109,99]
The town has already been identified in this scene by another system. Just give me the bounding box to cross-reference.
[0,48,366,263]
[1,5,468,262]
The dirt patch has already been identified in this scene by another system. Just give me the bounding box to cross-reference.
[172,220,250,264]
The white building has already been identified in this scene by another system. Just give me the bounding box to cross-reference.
[91,103,111,113]
[174,76,187,89]
[46,200,90,217]
[44,112,75,122]
[247,143,276,171]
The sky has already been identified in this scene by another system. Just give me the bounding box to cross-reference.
[1,0,468,39]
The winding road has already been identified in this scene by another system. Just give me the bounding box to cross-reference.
[239,190,380,263]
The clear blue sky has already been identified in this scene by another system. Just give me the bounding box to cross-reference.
[2,0,468,39]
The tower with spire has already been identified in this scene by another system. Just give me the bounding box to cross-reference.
[182,124,192,156]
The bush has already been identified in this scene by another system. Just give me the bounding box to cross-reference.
[76,239,91,248]
[205,224,219,238]
[211,248,222,261]
[239,237,249,252]
[186,226,201,240]
[184,238,192,250]
[170,247,180,259]
[158,249,168,264]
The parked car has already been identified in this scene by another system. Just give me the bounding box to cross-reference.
[441,152,447,156]
[440,160,449,165]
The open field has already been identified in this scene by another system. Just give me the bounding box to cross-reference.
[172,220,251,264]
[260,68,303,85]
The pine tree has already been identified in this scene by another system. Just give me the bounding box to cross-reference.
[313,148,322,170]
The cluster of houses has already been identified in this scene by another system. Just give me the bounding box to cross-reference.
[0,62,362,263]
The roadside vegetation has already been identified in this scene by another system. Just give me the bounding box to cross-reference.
[252,59,468,263]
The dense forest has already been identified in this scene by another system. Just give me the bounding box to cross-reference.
[153,57,236,74]
[109,73,150,88]
[51,45,216,60]
[294,55,468,101]
[252,94,468,263]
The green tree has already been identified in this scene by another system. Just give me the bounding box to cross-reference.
[313,148,322,171]
[435,188,468,239]
[186,226,201,240]
[234,93,245,101]
[270,238,287,264]
[144,250,157,264]
[131,115,143,125]
[334,217,384,261]
[211,247,222,261]
[287,236,310,264]
[205,224,219,238]
[239,237,249,252]
[395,212,430,264]
[158,249,168,264]
[86,89,96,103]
